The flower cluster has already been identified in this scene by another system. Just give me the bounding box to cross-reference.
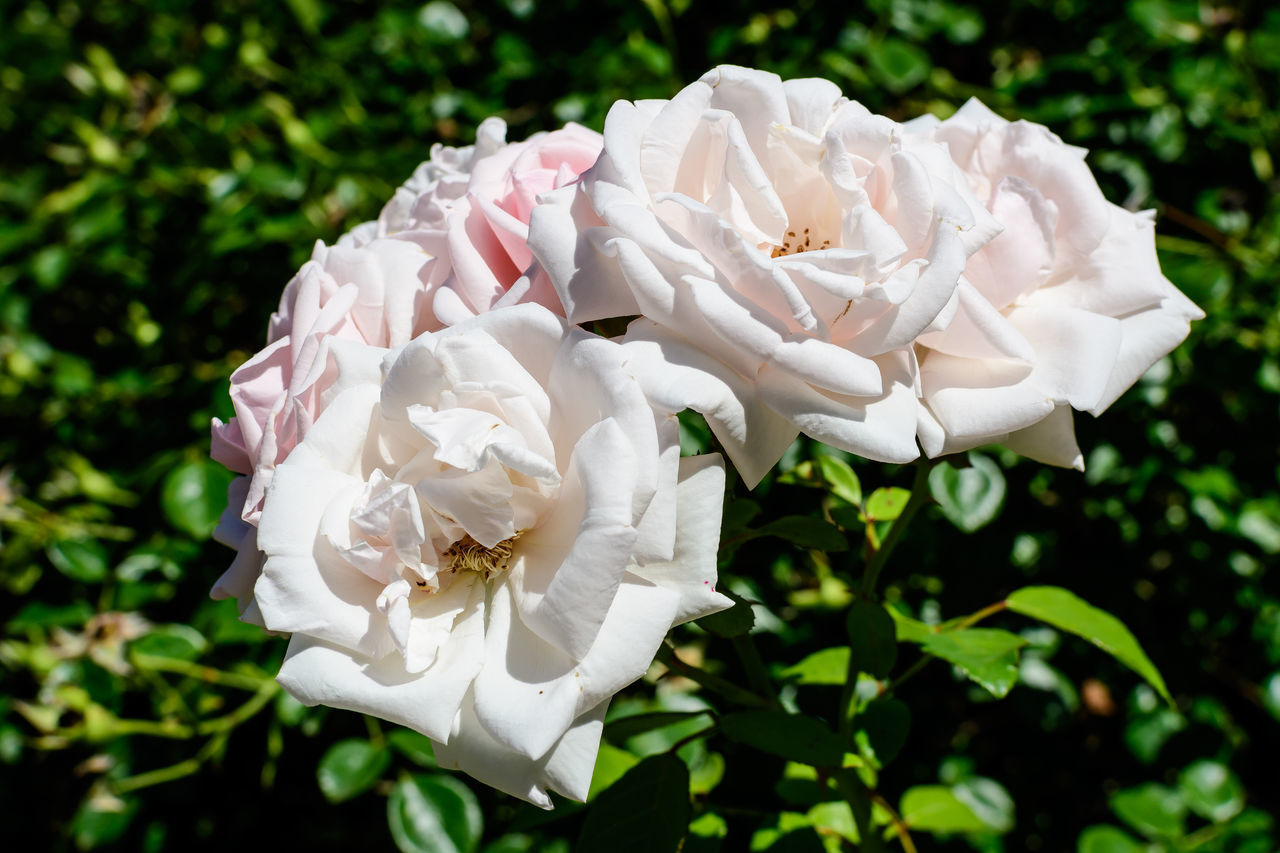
[212,65,1199,806]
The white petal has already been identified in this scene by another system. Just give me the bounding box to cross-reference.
[275,576,483,743]
[757,351,920,463]
[628,454,734,625]
[620,321,798,488]
[511,419,639,660]
[1003,405,1084,469]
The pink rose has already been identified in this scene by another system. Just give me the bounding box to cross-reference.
[210,118,603,622]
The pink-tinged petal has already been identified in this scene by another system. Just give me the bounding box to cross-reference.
[965,176,1057,310]
[210,417,250,474]
[1003,405,1084,470]
[620,321,799,488]
[757,351,921,463]
[276,578,483,743]
[627,454,734,625]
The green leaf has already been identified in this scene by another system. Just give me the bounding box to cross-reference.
[161,459,235,540]
[886,608,933,644]
[1177,760,1244,822]
[865,37,931,93]
[719,710,844,767]
[928,453,1006,533]
[847,598,896,679]
[47,538,109,583]
[72,795,138,850]
[8,601,93,630]
[864,488,910,522]
[781,647,851,685]
[388,774,483,853]
[1124,708,1185,763]
[1110,783,1186,840]
[130,624,208,661]
[587,741,639,801]
[1006,586,1172,704]
[604,710,710,744]
[576,754,689,853]
[387,729,437,768]
[318,739,391,803]
[816,455,862,506]
[954,777,1015,833]
[758,516,848,551]
[899,786,987,833]
[1077,825,1145,852]
[853,698,909,765]
[920,629,1026,698]
[697,588,755,637]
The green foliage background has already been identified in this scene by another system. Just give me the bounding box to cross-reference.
[1,0,1278,850]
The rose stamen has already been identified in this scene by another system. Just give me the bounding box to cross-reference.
[769,227,832,258]
[444,534,520,580]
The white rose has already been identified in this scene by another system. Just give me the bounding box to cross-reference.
[529,65,1000,485]
[908,100,1203,467]
[253,304,730,807]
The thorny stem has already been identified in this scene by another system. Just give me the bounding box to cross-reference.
[860,461,935,599]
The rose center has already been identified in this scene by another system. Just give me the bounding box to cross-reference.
[443,534,520,579]
[769,226,832,258]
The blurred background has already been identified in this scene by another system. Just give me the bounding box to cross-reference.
[1,0,1277,850]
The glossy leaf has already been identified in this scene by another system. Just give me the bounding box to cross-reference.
[317,738,390,803]
[929,453,1006,533]
[853,698,909,765]
[604,710,711,743]
[1006,586,1171,704]
[719,710,844,767]
[697,588,755,637]
[576,754,689,853]
[1178,760,1244,822]
[921,628,1026,698]
[1077,825,1145,852]
[1110,783,1186,840]
[388,773,483,853]
[47,539,108,583]
[864,487,910,522]
[781,647,851,685]
[847,599,896,679]
[758,515,848,551]
[899,786,987,833]
[161,459,235,540]
[816,454,862,506]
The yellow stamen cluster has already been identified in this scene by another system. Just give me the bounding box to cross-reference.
[770,227,831,258]
[443,534,518,579]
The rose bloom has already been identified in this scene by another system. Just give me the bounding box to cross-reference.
[909,100,1203,467]
[529,65,1000,485]
[210,119,603,623]
[252,304,729,806]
